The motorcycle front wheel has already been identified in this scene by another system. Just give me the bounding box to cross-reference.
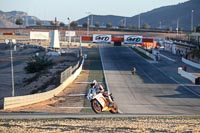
[91,99,102,114]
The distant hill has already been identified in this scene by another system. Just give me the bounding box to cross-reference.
[0,0,199,30]
[0,10,40,28]
[77,0,200,31]
[77,15,127,28]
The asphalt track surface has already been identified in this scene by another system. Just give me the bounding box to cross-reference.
[99,44,200,115]
[1,44,200,119]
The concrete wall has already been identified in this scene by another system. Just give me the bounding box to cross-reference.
[178,67,198,84]
[3,58,84,110]
[182,57,200,69]
[135,46,156,61]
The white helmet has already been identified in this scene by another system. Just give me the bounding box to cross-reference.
[90,80,97,87]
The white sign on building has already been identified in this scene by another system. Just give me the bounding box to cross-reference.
[124,35,143,44]
[30,31,49,40]
[65,31,76,37]
[93,34,111,43]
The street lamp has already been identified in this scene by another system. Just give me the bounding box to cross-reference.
[87,17,89,36]
[138,14,141,30]
[5,39,16,97]
[159,21,162,29]
[86,12,91,36]
[124,17,126,27]
[67,17,70,30]
[191,10,194,32]
[67,17,71,44]
[176,18,179,36]
[91,14,93,27]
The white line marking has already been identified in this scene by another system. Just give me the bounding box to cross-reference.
[75,82,104,84]
[99,44,110,92]
[59,107,91,109]
[160,54,176,62]
[68,94,86,96]
[75,82,91,84]
[99,44,123,113]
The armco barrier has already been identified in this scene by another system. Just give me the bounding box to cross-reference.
[182,57,200,69]
[178,67,198,84]
[3,58,84,110]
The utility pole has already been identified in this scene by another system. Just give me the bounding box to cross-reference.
[176,18,179,36]
[124,17,126,27]
[191,10,194,32]
[138,14,140,30]
[10,41,15,96]
[5,39,16,96]
[67,17,71,44]
[87,16,89,36]
[160,21,162,29]
[91,14,93,26]
[86,12,91,36]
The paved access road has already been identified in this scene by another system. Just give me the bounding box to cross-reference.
[99,44,200,115]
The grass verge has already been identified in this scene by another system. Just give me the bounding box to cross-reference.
[81,46,107,113]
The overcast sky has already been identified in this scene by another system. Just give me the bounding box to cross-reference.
[0,0,189,23]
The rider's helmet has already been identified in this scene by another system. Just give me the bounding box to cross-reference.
[90,80,97,88]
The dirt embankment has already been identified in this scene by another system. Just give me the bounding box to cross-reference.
[2,46,103,113]
[0,43,79,98]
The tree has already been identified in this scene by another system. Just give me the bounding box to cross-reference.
[70,21,78,29]
[167,27,173,32]
[187,46,200,62]
[118,19,125,29]
[129,25,136,30]
[82,22,88,28]
[36,21,42,26]
[179,27,183,33]
[118,20,125,29]
[50,21,57,26]
[106,22,112,28]
[196,26,200,33]
[24,55,53,73]
[59,22,65,27]
[142,23,150,29]
[94,22,100,28]
[15,18,24,27]
[50,17,58,27]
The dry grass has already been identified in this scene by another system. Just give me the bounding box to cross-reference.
[0,117,200,132]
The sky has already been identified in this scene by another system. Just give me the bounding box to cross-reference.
[0,0,189,23]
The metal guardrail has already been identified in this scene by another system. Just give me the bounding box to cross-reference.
[3,57,85,110]
[60,66,72,83]
[60,57,83,83]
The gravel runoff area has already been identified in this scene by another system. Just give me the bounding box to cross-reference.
[0,117,200,132]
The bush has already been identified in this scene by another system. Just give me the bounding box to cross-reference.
[25,55,53,73]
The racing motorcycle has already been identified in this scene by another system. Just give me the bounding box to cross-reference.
[87,87,118,114]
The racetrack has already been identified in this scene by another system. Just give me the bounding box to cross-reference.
[99,44,200,115]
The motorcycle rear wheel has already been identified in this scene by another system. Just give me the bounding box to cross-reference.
[91,99,102,114]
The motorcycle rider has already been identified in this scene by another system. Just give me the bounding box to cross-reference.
[90,80,114,108]
[132,66,136,75]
